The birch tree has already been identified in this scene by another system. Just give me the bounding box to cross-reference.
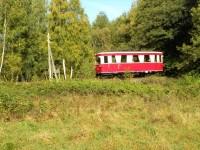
[0,15,6,74]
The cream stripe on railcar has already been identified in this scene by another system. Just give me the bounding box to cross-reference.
[115,55,121,63]
[99,56,104,64]
[150,55,155,63]
[127,55,133,63]
[108,56,112,64]
[157,55,160,62]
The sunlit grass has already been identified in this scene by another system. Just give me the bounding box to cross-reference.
[0,76,200,149]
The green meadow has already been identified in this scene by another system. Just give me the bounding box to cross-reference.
[0,76,200,150]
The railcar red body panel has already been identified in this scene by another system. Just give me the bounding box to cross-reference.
[96,63,164,74]
[95,51,164,75]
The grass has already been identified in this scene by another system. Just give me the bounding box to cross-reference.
[0,76,200,150]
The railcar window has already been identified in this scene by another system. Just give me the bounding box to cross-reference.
[96,57,100,64]
[121,55,127,63]
[144,55,150,62]
[112,56,116,63]
[133,55,139,62]
[138,55,145,63]
[104,56,108,63]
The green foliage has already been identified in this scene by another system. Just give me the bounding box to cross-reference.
[49,0,93,77]
[129,0,194,53]
[3,53,22,81]
[92,11,110,29]
[0,76,200,99]
[0,0,47,81]
[181,3,200,73]
[0,92,33,119]
[111,13,131,50]
[92,12,113,52]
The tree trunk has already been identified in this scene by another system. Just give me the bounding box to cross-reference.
[63,59,67,80]
[47,33,52,80]
[47,33,57,80]
[50,49,58,79]
[70,66,73,79]
[0,17,7,75]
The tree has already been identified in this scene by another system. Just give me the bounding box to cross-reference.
[0,0,28,80]
[0,7,6,75]
[49,0,93,78]
[0,0,48,81]
[92,12,112,52]
[129,0,197,70]
[21,0,47,80]
[110,13,131,50]
[181,2,200,72]
[93,11,109,29]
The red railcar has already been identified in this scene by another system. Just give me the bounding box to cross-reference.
[96,51,164,75]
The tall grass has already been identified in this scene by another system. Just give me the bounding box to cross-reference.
[0,76,199,149]
[0,76,199,120]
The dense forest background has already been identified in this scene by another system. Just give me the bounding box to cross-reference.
[0,0,199,81]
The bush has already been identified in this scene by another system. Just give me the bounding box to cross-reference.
[0,76,199,120]
[0,92,33,118]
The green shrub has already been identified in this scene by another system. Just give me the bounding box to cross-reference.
[0,92,33,118]
[0,75,199,120]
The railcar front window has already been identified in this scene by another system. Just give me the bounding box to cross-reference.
[96,57,100,64]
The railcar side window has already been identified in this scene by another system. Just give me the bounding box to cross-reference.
[104,56,108,63]
[96,57,100,64]
[133,55,139,62]
[112,56,116,63]
[138,55,145,63]
[144,55,150,62]
[121,55,127,63]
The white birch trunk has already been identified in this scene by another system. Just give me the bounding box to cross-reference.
[70,66,73,79]
[63,59,67,80]
[48,33,57,80]
[47,33,52,80]
[0,17,7,74]
[49,49,58,79]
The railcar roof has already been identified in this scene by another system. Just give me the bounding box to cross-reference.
[96,51,163,55]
